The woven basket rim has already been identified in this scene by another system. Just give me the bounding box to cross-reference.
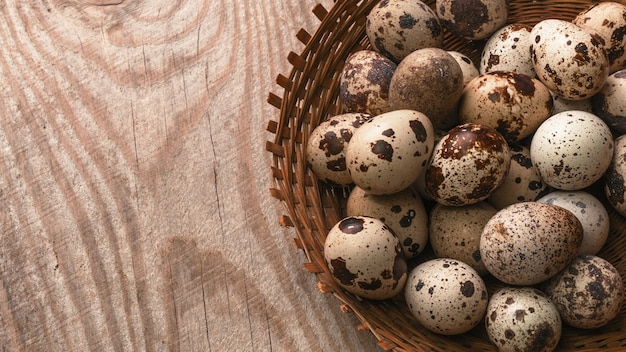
[266,0,626,351]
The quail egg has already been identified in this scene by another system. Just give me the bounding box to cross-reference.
[366,0,444,63]
[480,202,583,285]
[324,216,407,300]
[485,287,562,352]
[537,191,609,255]
[530,19,609,100]
[346,109,435,195]
[306,112,373,186]
[530,110,614,190]
[429,201,497,275]
[425,123,511,206]
[480,24,535,76]
[405,258,488,335]
[340,50,397,115]
[436,0,508,40]
[347,186,429,259]
[543,255,624,329]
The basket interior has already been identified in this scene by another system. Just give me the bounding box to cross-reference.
[267,0,626,350]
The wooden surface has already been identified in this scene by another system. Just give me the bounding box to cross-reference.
[0,1,380,351]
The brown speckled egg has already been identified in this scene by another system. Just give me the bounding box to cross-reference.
[425,123,511,206]
[573,2,626,73]
[480,202,583,286]
[530,110,614,190]
[404,258,488,335]
[604,134,626,217]
[480,24,535,76]
[429,201,497,275]
[530,19,609,100]
[447,51,479,87]
[592,69,626,135]
[366,0,444,63]
[306,112,373,186]
[436,0,508,40]
[537,191,609,255]
[340,50,397,116]
[389,48,464,130]
[459,71,553,143]
[488,144,551,209]
[346,109,435,195]
[347,186,429,259]
[324,216,407,300]
[544,255,624,329]
[485,287,562,352]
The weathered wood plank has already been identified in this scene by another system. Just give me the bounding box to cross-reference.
[0,0,379,351]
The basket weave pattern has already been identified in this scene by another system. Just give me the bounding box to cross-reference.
[266,0,626,350]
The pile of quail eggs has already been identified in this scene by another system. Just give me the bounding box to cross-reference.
[307,0,626,350]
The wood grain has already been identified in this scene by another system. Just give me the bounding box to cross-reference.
[0,0,380,351]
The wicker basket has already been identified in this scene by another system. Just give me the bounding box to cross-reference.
[266,0,626,350]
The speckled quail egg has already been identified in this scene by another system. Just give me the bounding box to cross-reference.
[436,0,508,40]
[480,24,535,76]
[429,201,497,275]
[485,287,562,352]
[389,48,465,130]
[573,1,626,73]
[324,216,407,300]
[551,92,592,116]
[347,186,428,259]
[447,51,479,87]
[480,202,583,286]
[488,144,551,209]
[404,258,488,335]
[530,110,614,190]
[425,123,511,206]
[306,112,373,186]
[366,0,444,63]
[340,50,397,116]
[459,71,553,143]
[346,109,435,195]
[530,19,609,100]
[605,134,626,217]
[543,255,624,329]
[592,69,626,135]
[537,191,609,255]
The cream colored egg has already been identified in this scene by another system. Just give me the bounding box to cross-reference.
[347,186,429,259]
[488,144,551,209]
[306,112,373,186]
[530,110,614,190]
[429,201,497,275]
[486,287,562,352]
[480,202,583,285]
[537,191,609,255]
[405,258,488,335]
[530,19,609,100]
[480,24,535,76]
[324,216,407,300]
[346,110,435,195]
[459,71,553,143]
[366,0,444,63]
[573,2,626,73]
